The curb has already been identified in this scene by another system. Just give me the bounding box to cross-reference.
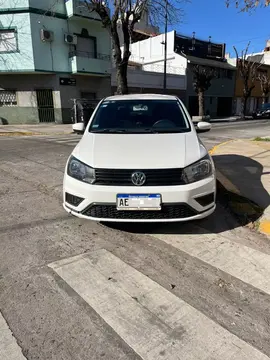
[208,139,234,156]
[259,220,270,235]
[210,140,270,236]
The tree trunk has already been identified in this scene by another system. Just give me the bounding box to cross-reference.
[198,90,204,117]
[110,18,129,95]
[240,98,245,118]
[262,93,266,105]
[116,62,128,95]
[243,96,248,117]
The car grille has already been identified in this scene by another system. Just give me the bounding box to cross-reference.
[94,168,184,186]
[82,204,197,220]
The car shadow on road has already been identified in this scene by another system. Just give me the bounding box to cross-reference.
[105,154,270,236]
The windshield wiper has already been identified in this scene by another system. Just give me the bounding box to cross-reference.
[90,128,128,133]
[145,129,186,133]
[90,128,187,134]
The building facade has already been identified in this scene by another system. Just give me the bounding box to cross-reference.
[115,31,187,101]
[0,0,112,124]
[226,45,270,115]
[123,30,236,118]
[233,62,270,115]
[111,60,186,99]
[174,33,236,117]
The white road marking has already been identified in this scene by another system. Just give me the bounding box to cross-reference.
[152,232,270,295]
[26,135,82,146]
[49,249,269,360]
[0,312,27,360]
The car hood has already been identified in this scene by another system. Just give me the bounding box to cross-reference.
[72,132,207,169]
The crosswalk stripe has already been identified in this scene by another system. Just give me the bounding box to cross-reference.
[23,135,82,146]
[152,232,270,295]
[49,249,269,360]
[41,136,80,142]
[0,312,27,360]
[53,140,79,145]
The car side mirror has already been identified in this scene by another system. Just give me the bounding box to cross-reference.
[196,121,211,133]
[72,122,85,134]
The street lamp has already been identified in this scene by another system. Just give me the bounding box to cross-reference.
[163,0,168,93]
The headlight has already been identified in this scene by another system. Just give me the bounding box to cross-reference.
[183,155,213,184]
[67,156,96,184]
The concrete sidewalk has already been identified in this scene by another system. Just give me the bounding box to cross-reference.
[209,116,254,123]
[0,124,72,136]
[210,139,270,236]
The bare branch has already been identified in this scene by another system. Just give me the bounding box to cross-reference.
[234,43,262,116]
[191,64,217,117]
[225,0,270,11]
[191,64,217,93]
[258,71,270,103]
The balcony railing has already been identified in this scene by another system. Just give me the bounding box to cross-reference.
[69,50,111,61]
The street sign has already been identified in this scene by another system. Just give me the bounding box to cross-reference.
[59,78,76,86]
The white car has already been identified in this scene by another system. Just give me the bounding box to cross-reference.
[63,94,216,222]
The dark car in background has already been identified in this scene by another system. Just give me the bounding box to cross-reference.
[252,103,270,119]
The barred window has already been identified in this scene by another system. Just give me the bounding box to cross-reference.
[0,29,18,53]
[0,90,17,106]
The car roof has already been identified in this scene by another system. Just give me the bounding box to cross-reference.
[104,94,178,101]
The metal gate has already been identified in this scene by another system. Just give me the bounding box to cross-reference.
[36,89,55,123]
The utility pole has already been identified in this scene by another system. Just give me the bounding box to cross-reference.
[163,0,168,93]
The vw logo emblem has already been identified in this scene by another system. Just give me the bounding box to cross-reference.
[131,171,146,186]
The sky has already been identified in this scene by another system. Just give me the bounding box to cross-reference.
[167,0,270,56]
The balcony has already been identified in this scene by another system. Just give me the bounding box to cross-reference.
[69,50,111,75]
[65,0,101,20]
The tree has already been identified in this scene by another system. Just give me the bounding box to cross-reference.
[192,65,216,117]
[84,0,184,94]
[225,0,270,11]
[258,72,270,104]
[234,43,261,117]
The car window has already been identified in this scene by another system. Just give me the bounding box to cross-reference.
[89,99,191,134]
[261,103,270,110]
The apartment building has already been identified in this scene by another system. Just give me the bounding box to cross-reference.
[0,0,111,124]
[123,31,236,117]
[227,41,270,115]
[234,62,270,115]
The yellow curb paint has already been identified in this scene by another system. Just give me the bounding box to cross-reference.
[209,139,235,155]
[259,220,270,235]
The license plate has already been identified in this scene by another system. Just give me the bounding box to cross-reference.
[116,194,161,211]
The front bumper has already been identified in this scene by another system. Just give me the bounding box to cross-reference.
[63,174,216,222]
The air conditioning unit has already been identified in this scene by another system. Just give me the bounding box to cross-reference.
[40,29,54,42]
[64,33,77,45]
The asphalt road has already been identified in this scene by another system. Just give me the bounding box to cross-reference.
[1,120,270,360]
[200,119,270,149]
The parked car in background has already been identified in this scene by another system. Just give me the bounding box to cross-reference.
[65,94,216,223]
[252,103,270,119]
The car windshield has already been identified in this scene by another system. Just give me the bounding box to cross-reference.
[260,103,270,111]
[89,99,191,134]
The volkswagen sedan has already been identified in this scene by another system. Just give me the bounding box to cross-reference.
[63,94,216,222]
